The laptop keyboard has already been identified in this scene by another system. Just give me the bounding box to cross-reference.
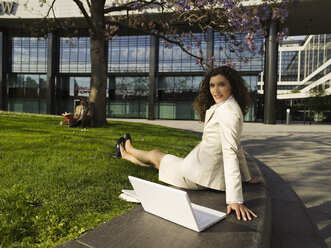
[193,208,213,224]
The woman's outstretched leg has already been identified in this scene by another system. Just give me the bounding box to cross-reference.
[122,139,166,170]
[120,144,154,168]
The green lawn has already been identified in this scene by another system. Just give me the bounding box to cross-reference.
[0,111,200,247]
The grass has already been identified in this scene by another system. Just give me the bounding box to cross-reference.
[0,111,201,248]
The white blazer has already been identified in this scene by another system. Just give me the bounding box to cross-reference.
[180,97,251,203]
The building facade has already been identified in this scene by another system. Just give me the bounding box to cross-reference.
[258,34,331,122]
[1,0,330,122]
[259,34,331,96]
[3,31,263,121]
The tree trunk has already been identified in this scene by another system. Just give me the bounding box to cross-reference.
[89,0,107,126]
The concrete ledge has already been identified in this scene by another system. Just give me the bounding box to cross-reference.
[58,152,271,248]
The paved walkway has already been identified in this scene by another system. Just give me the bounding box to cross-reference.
[110,118,331,248]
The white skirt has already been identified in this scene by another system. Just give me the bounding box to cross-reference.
[159,154,206,190]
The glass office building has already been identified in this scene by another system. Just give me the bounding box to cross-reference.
[257,34,331,122]
[5,30,264,121]
[258,34,331,95]
[2,0,330,122]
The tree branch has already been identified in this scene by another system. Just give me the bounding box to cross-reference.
[72,0,97,34]
[104,0,165,14]
[44,0,57,18]
[85,0,91,10]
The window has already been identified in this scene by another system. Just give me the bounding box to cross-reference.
[108,76,149,118]
[281,51,299,81]
[7,74,47,114]
[108,36,150,72]
[12,37,47,73]
[60,37,91,73]
[157,76,202,102]
[158,34,205,72]
[214,33,264,71]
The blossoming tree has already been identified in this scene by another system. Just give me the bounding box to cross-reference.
[33,0,298,126]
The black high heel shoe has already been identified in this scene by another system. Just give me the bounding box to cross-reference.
[123,133,132,149]
[115,137,125,158]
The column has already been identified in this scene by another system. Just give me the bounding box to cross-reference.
[297,50,301,82]
[46,32,57,114]
[0,30,9,110]
[206,28,214,66]
[148,35,158,120]
[264,23,278,124]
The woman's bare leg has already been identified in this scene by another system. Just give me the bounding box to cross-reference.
[123,139,166,170]
[120,144,154,168]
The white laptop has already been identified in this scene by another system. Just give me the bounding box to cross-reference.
[128,176,226,232]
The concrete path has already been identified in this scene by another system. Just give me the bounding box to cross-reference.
[110,118,331,248]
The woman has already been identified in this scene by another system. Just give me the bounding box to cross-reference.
[70,97,94,127]
[117,66,263,221]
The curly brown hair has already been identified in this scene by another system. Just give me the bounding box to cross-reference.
[193,66,252,121]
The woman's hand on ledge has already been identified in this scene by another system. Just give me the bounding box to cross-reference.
[248,176,265,184]
[227,203,257,221]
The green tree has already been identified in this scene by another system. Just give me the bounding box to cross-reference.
[308,86,330,121]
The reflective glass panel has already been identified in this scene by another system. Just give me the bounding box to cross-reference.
[214,33,263,71]
[7,74,47,114]
[59,37,91,73]
[12,37,47,73]
[158,33,205,72]
[108,36,150,72]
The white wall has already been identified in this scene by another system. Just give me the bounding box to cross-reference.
[0,0,89,19]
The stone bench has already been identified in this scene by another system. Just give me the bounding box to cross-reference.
[59,153,271,248]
